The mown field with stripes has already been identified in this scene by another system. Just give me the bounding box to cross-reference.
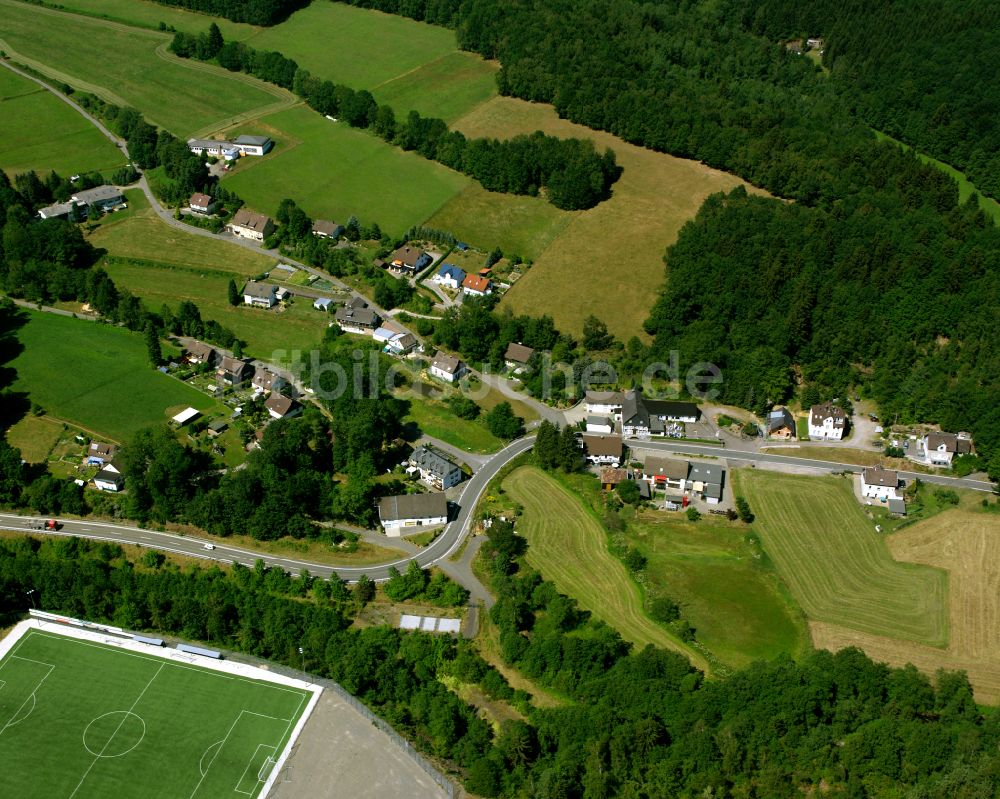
[733,470,949,646]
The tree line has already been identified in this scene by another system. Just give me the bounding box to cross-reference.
[169,25,621,210]
[147,0,306,25]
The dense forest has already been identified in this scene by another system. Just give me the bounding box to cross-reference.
[737,0,1000,199]
[148,0,307,25]
[4,529,1000,797]
[170,26,621,210]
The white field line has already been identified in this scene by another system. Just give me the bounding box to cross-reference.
[0,658,53,735]
[234,743,277,795]
[257,688,319,799]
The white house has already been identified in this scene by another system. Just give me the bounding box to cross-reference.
[251,368,284,395]
[243,280,278,308]
[919,432,973,467]
[504,343,534,370]
[311,219,343,239]
[409,446,464,490]
[861,465,899,501]
[586,416,614,434]
[432,264,466,290]
[228,208,274,242]
[462,273,492,297]
[643,456,688,491]
[430,353,466,383]
[93,460,124,492]
[808,402,847,440]
[189,192,218,215]
[585,391,624,419]
[233,135,273,156]
[187,137,233,157]
[265,392,301,420]
[378,493,449,537]
[582,434,622,466]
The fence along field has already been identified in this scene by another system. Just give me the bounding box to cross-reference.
[733,470,949,646]
[503,466,711,674]
[0,625,314,799]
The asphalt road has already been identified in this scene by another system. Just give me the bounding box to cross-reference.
[0,437,534,583]
[626,438,996,492]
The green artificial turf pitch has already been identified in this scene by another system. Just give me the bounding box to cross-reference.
[0,628,311,799]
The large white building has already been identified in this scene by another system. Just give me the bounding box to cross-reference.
[861,465,899,501]
[378,493,449,537]
[807,402,847,440]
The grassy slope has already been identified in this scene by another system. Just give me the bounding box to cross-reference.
[33,0,259,37]
[402,397,502,454]
[0,0,279,136]
[447,96,757,340]
[625,511,810,669]
[733,470,949,646]
[503,466,711,673]
[10,310,222,441]
[0,68,125,178]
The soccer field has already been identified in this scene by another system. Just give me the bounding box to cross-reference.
[0,623,317,799]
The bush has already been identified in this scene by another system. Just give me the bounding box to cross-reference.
[623,547,647,573]
[933,488,960,506]
[615,479,641,505]
[735,495,754,523]
[650,597,681,623]
[685,507,701,522]
[448,396,480,420]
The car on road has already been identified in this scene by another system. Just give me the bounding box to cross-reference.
[203,543,215,550]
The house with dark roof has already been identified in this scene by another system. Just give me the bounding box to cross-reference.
[72,185,124,211]
[861,465,899,500]
[767,407,796,439]
[189,193,218,215]
[87,441,116,466]
[504,342,534,369]
[378,493,449,536]
[642,456,688,491]
[687,462,724,504]
[186,341,217,366]
[386,332,417,356]
[582,434,623,466]
[432,263,466,290]
[409,446,464,490]
[216,356,252,386]
[312,219,344,239]
[430,352,466,383]
[622,391,700,438]
[388,246,432,275]
[243,280,278,308]
[585,391,624,417]
[265,392,300,420]
[252,369,284,394]
[335,302,380,334]
[233,134,272,156]
[808,402,847,440]
[228,209,274,242]
[93,459,125,492]
[919,432,973,467]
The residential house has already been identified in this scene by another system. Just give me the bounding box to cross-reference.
[207,418,228,437]
[228,208,275,242]
[313,297,333,312]
[582,434,623,466]
[93,459,125,492]
[38,201,77,220]
[216,356,252,386]
[312,219,344,239]
[586,416,615,434]
[808,402,847,440]
[585,390,624,418]
[388,246,432,275]
[919,432,973,467]
[409,446,464,490]
[432,263,466,290]
[86,441,116,466]
[599,467,628,490]
[807,37,824,50]
[643,457,687,491]
[430,352,466,383]
[187,138,233,157]
[233,135,273,156]
[378,493,449,537]
[251,368,284,395]
[334,301,380,334]
[888,497,907,516]
[462,274,492,297]
[767,407,796,439]
[243,280,278,308]
[188,193,218,215]
[861,465,899,501]
[265,392,301,420]
[687,463,724,504]
[622,392,700,438]
[186,341,217,366]
[504,343,534,370]
[386,332,417,356]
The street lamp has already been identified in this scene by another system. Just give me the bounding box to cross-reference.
[25,589,37,610]
[298,646,306,682]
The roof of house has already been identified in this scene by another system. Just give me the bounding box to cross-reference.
[89,441,115,458]
[888,497,907,515]
[312,219,342,236]
[230,208,273,232]
[582,434,623,458]
[187,341,215,360]
[432,352,462,375]
[252,369,280,390]
[39,201,76,218]
[925,432,973,454]
[585,390,624,406]
[587,415,613,428]
[389,333,417,351]
[187,138,232,149]
[504,342,534,364]
[622,391,648,427]
[313,297,333,309]
[462,274,491,293]
[208,418,228,432]
[644,456,688,479]
[94,468,124,485]
[217,355,249,375]
[436,263,466,282]
[189,192,213,207]
[410,446,462,479]
[265,392,297,417]
[767,407,795,433]
[644,399,700,419]
[390,246,428,268]
[810,402,847,427]
[72,185,123,204]
[243,280,276,300]
[863,465,898,487]
[687,462,723,488]
[335,305,379,327]
[234,134,271,147]
[599,467,628,485]
[378,492,449,523]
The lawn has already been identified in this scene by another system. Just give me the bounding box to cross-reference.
[0,68,126,178]
[0,0,285,136]
[624,511,810,669]
[4,416,64,463]
[733,469,949,646]
[451,96,758,340]
[43,0,259,38]
[221,106,470,236]
[402,396,502,454]
[503,466,711,673]
[10,310,222,441]
[0,625,313,799]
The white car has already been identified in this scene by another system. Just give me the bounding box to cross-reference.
[203,543,215,551]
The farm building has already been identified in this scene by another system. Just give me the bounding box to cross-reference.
[228,209,274,242]
[187,138,233,157]
[243,281,278,308]
[171,407,200,426]
[378,492,449,536]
